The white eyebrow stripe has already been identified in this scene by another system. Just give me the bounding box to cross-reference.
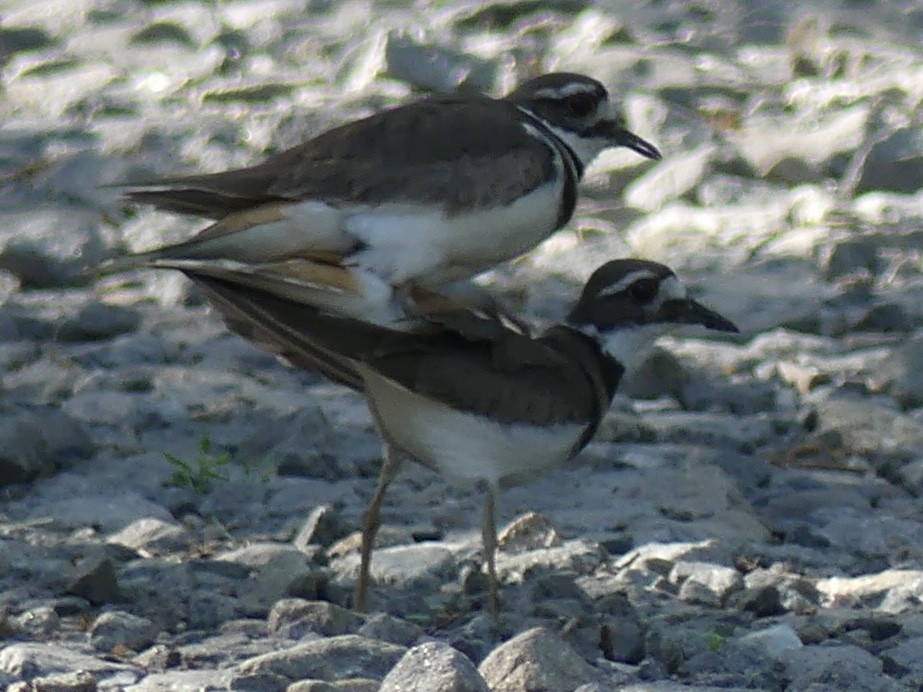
[532,83,601,99]
[596,270,659,298]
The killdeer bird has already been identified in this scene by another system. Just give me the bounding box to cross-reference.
[186,259,737,614]
[103,73,661,324]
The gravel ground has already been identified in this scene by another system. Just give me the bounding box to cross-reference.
[2,0,923,690]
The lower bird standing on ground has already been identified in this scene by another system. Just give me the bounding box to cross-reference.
[179,258,738,614]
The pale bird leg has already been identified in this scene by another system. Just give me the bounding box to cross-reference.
[480,481,501,617]
[357,444,403,611]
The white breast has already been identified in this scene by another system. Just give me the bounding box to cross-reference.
[360,368,585,488]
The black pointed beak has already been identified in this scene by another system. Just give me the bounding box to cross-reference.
[610,126,662,161]
[659,299,739,333]
[606,121,663,161]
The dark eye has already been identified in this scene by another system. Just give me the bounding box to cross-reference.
[628,278,659,303]
[565,92,596,118]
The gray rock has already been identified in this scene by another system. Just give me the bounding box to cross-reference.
[66,554,122,606]
[384,32,497,94]
[874,335,923,408]
[881,635,923,683]
[821,238,882,280]
[35,492,174,532]
[497,539,605,582]
[478,627,599,692]
[784,644,896,691]
[856,126,923,194]
[29,408,95,466]
[731,104,869,183]
[0,642,134,680]
[57,302,141,341]
[380,641,489,692]
[691,258,834,335]
[238,635,406,682]
[0,208,111,287]
[737,624,803,658]
[286,679,379,692]
[89,610,158,653]
[337,542,458,593]
[624,144,719,212]
[0,26,55,62]
[879,575,923,615]
[120,669,233,690]
[267,599,362,639]
[21,669,97,692]
[727,585,784,617]
[107,518,188,555]
[618,347,688,401]
[0,414,53,485]
[853,301,913,334]
[293,504,349,551]
[810,391,923,459]
[356,613,423,648]
[215,543,322,615]
[13,606,60,637]
[670,561,744,607]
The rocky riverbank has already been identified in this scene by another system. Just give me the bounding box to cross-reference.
[1,0,922,689]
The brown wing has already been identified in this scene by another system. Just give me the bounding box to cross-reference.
[178,274,603,428]
[122,95,555,218]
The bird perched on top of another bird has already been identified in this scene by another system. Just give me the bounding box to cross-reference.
[102,72,660,325]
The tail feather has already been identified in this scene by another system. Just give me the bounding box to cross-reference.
[190,275,387,391]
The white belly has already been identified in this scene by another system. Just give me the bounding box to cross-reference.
[186,178,563,286]
[361,368,585,488]
[344,179,563,285]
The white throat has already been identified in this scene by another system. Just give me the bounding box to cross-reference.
[578,323,672,373]
[547,124,610,168]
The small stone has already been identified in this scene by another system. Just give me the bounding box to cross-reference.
[0,208,111,287]
[497,512,562,554]
[215,543,321,614]
[57,302,141,341]
[26,669,97,692]
[12,606,58,638]
[856,126,923,194]
[107,518,188,555]
[286,679,379,692]
[618,347,688,400]
[293,504,348,551]
[881,635,923,681]
[821,238,882,279]
[0,414,53,485]
[739,624,803,658]
[356,613,423,647]
[226,671,290,690]
[670,561,744,607]
[784,644,887,690]
[0,642,133,680]
[624,144,718,212]
[874,336,923,408]
[384,32,497,94]
[729,585,784,617]
[478,627,599,692]
[66,555,122,606]
[853,302,912,333]
[267,599,362,638]
[132,644,181,671]
[89,610,158,653]
[380,641,489,692]
[238,635,406,682]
